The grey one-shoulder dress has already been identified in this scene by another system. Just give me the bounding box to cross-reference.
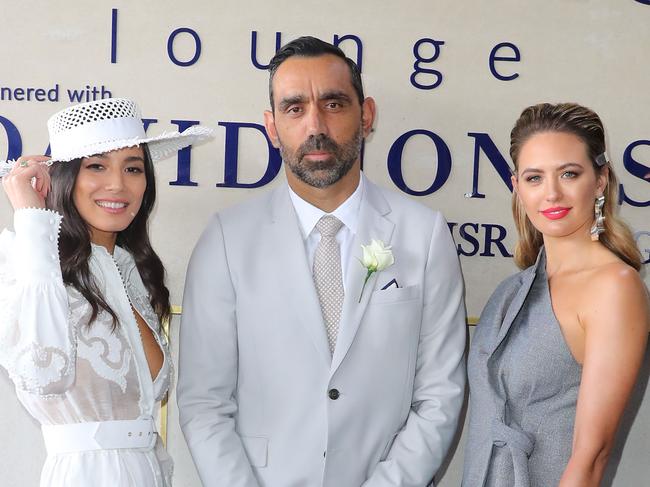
[463,251,582,487]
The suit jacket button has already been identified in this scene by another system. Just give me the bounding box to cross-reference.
[328,388,340,400]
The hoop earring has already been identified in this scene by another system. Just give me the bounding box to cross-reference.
[590,195,605,241]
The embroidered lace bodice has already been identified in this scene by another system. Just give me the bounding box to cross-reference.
[0,208,171,426]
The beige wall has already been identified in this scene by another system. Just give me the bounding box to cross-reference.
[0,1,648,485]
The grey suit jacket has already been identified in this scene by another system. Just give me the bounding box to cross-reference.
[177,177,467,487]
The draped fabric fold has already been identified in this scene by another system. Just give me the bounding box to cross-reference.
[463,249,582,486]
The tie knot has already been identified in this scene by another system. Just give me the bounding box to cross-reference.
[316,215,343,238]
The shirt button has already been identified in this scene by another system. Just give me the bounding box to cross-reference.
[49,236,55,242]
[49,219,55,225]
[328,388,340,400]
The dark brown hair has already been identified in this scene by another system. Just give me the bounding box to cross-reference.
[45,144,170,328]
[268,36,364,110]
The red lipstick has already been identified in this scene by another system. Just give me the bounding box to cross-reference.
[540,207,571,220]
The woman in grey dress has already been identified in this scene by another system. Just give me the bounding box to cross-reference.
[463,103,650,487]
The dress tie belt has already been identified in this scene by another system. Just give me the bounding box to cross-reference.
[42,417,157,454]
[491,418,535,487]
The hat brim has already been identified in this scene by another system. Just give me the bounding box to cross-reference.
[0,125,214,177]
[49,124,215,163]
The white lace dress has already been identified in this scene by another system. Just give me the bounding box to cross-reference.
[0,208,173,487]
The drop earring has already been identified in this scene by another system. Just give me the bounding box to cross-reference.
[590,195,605,241]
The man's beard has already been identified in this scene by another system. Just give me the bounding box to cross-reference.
[280,127,363,189]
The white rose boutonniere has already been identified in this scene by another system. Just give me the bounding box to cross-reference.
[358,239,395,302]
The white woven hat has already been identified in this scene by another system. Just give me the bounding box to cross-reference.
[0,97,213,175]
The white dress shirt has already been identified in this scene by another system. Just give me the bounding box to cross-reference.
[288,175,364,290]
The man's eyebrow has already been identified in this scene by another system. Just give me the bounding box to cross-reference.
[319,91,352,103]
[278,95,307,111]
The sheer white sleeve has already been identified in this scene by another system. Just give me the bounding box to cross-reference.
[0,208,76,395]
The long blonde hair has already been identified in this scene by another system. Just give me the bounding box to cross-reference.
[510,103,642,271]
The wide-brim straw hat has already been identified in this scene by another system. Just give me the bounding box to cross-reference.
[0,97,214,175]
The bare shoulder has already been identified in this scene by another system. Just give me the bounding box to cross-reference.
[586,260,646,298]
[580,260,650,332]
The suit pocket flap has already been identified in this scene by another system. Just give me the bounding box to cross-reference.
[370,284,420,305]
[241,436,268,467]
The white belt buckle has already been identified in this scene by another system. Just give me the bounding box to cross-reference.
[94,417,156,450]
[42,418,158,454]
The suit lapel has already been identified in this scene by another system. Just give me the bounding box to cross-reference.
[268,187,332,367]
[330,180,395,376]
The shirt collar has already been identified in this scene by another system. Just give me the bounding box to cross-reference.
[288,173,364,239]
[91,242,136,278]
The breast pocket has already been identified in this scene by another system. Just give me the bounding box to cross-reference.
[369,285,420,305]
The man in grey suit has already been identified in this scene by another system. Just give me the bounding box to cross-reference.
[178,36,466,487]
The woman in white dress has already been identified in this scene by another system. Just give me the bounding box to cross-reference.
[0,98,212,486]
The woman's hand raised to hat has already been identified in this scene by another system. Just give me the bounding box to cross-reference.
[2,155,52,210]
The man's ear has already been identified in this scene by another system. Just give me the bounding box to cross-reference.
[361,97,376,138]
[264,110,280,148]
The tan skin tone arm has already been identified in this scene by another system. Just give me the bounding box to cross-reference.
[559,265,649,486]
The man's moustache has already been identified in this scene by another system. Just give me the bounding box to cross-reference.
[298,134,339,158]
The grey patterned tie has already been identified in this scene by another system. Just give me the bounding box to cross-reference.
[313,215,344,354]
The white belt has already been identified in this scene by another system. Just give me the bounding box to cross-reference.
[42,418,157,454]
